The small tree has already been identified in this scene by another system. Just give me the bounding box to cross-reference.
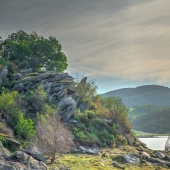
[1,30,68,72]
[32,113,74,164]
[0,90,35,139]
[102,96,132,134]
[102,96,128,121]
[74,75,97,103]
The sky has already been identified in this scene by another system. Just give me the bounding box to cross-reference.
[1,0,170,93]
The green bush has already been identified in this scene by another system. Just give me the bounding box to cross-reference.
[72,109,119,147]
[0,90,35,139]
[15,117,35,139]
[2,30,68,72]
[84,110,96,119]
[0,59,10,67]
[1,80,15,89]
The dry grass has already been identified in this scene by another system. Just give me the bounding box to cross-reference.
[48,146,169,170]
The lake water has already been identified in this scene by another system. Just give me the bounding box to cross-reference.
[138,136,168,150]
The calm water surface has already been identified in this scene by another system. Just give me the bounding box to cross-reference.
[138,136,168,150]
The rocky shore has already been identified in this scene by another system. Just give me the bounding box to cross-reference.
[0,139,170,170]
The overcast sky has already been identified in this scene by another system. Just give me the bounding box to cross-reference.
[1,0,170,93]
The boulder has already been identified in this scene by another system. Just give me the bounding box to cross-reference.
[6,151,47,170]
[147,157,170,167]
[23,149,47,162]
[0,145,10,159]
[140,151,150,159]
[69,119,78,124]
[44,81,52,90]
[20,68,32,75]
[50,86,64,94]
[78,146,99,155]
[58,97,76,122]
[12,73,22,80]
[48,73,68,82]
[0,66,8,81]
[155,151,165,159]
[56,91,65,99]
[6,138,21,147]
[112,161,125,169]
[165,155,170,161]
[67,87,76,95]
[123,154,140,164]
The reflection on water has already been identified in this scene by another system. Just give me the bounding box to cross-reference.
[138,136,168,150]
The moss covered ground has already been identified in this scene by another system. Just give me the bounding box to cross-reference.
[48,146,169,170]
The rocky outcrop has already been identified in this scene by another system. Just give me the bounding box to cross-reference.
[0,145,47,170]
[0,67,90,122]
[11,71,79,122]
[5,138,21,147]
[123,154,140,164]
[0,66,8,86]
[23,149,47,162]
[73,145,99,155]
[58,97,76,122]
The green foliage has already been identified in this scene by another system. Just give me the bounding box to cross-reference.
[84,110,96,119]
[15,117,35,139]
[1,30,68,72]
[0,58,10,66]
[74,76,97,103]
[0,90,18,110]
[102,96,132,134]
[102,96,128,120]
[0,135,7,145]
[72,109,119,147]
[130,105,170,133]
[0,90,35,139]
[18,85,57,119]
[1,80,15,89]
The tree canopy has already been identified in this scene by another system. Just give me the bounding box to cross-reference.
[0,30,68,72]
[102,96,132,134]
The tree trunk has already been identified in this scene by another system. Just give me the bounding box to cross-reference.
[50,155,55,164]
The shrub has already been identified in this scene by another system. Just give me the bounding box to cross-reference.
[2,30,68,72]
[84,110,96,119]
[74,75,97,104]
[0,90,35,139]
[15,117,35,139]
[31,113,73,164]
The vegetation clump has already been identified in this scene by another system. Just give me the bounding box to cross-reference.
[31,113,73,164]
[0,90,35,139]
[0,30,68,72]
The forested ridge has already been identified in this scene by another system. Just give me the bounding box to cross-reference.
[129,105,170,133]
[102,85,170,107]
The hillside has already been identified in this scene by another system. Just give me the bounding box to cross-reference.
[102,85,170,107]
[129,105,170,134]
[0,31,170,169]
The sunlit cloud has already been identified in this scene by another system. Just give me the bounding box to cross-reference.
[1,0,170,92]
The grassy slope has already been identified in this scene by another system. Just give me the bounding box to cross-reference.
[48,146,169,170]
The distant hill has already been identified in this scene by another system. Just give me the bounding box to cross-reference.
[129,105,170,133]
[102,85,170,107]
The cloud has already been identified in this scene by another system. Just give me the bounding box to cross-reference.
[1,0,170,92]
